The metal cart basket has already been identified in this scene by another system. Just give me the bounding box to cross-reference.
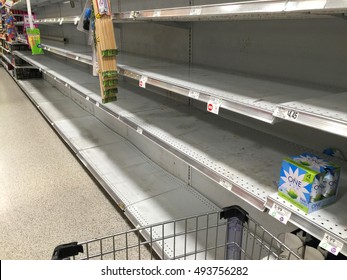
[52,206,301,260]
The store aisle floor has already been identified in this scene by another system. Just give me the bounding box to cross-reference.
[0,68,131,259]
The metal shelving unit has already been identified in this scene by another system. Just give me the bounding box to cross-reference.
[21,1,347,25]
[16,76,222,258]
[33,41,347,136]
[14,50,347,256]
[114,0,347,21]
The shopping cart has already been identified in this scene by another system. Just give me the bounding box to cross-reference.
[52,206,302,260]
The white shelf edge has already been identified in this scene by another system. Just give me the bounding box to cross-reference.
[0,52,12,65]
[41,43,93,66]
[113,0,347,22]
[274,105,347,138]
[34,16,80,25]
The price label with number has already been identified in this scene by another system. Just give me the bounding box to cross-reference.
[269,203,291,224]
[319,233,343,256]
[207,97,222,115]
[274,107,300,121]
[139,76,148,88]
[190,7,202,16]
[188,90,200,100]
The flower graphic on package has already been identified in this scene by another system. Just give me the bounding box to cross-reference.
[280,167,310,202]
[298,155,327,171]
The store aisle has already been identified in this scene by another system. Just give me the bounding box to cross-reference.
[0,69,131,259]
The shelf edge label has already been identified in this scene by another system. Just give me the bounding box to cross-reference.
[153,10,161,17]
[219,179,232,191]
[190,7,202,16]
[319,233,343,256]
[139,76,148,88]
[274,107,300,121]
[188,90,200,100]
[207,97,222,115]
[269,203,291,224]
[137,127,143,134]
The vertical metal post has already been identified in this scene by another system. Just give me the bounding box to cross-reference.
[220,206,248,260]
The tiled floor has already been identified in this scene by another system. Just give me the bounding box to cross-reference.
[0,68,132,259]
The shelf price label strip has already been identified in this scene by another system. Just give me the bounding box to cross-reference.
[274,107,300,121]
[269,203,291,224]
[190,7,202,16]
[207,97,222,115]
[319,233,344,256]
[139,76,148,88]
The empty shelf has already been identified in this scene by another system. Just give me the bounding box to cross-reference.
[114,0,347,22]
[274,93,347,137]
[15,50,347,255]
[29,1,347,23]
[16,78,221,260]
[34,42,343,127]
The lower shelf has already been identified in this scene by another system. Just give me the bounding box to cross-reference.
[16,78,222,259]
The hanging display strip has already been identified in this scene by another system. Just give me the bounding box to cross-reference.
[92,0,118,103]
[13,51,347,257]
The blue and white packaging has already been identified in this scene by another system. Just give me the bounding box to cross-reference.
[278,153,340,213]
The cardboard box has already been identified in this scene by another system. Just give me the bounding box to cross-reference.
[278,153,340,213]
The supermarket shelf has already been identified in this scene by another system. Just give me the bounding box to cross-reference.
[0,52,36,69]
[14,50,347,256]
[40,42,93,66]
[38,41,343,127]
[16,77,222,260]
[1,52,12,65]
[114,0,347,22]
[0,55,11,73]
[35,16,80,25]
[274,94,347,138]
[0,45,11,53]
[26,1,347,26]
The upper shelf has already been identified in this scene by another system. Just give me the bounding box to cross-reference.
[37,40,347,137]
[114,0,347,22]
[26,1,347,25]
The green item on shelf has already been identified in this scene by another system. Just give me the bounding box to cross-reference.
[101,49,118,57]
[102,95,117,103]
[26,28,44,55]
[103,88,118,96]
[103,79,118,88]
[101,70,118,79]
